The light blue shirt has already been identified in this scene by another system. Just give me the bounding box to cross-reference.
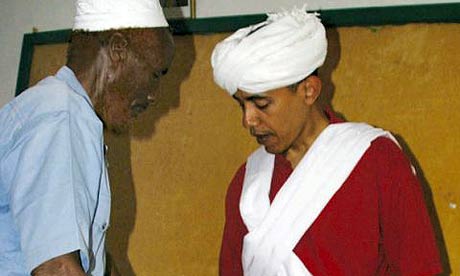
[0,66,110,275]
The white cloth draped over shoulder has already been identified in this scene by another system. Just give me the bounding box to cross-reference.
[240,123,399,276]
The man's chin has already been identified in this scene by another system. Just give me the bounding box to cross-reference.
[104,119,132,135]
[262,144,281,155]
[260,141,288,155]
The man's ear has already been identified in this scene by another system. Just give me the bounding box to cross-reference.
[298,75,322,105]
[108,32,129,65]
[93,33,129,92]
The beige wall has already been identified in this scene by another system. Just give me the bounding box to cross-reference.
[29,23,459,275]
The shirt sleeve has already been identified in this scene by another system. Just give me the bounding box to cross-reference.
[374,137,443,275]
[219,164,247,276]
[3,111,99,273]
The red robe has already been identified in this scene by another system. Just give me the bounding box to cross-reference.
[220,114,442,276]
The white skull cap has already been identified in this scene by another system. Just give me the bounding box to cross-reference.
[73,0,168,31]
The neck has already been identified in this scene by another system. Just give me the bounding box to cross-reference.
[284,107,329,168]
[69,61,104,109]
[68,45,110,109]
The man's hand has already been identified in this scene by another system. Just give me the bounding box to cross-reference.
[105,251,121,276]
[32,251,85,276]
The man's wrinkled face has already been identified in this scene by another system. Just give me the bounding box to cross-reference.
[103,28,175,133]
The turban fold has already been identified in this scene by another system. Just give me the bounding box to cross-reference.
[211,7,327,95]
[73,0,168,32]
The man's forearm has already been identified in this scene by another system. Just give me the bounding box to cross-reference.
[105,251,121,276]
[32,251,85,276]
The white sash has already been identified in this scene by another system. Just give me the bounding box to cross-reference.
[240,123,397,276]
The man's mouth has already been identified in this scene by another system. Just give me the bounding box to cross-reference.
[252,132,272,144]
[256,135,270,144]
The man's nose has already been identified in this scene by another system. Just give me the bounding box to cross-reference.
[242,104,260,129]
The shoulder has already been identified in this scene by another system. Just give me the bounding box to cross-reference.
[0,78,73,153]
[360,135,419,190]
[224,163,246,207]
[365,136,410,167]
[0,76,101,155]
[5,75,98,131]
[15,76,79,116]
[227,163,246,193]
[227,146,273,196]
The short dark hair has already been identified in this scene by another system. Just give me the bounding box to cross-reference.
[67,28,169,70]
[67,30,113,69]
[287,69,319,91]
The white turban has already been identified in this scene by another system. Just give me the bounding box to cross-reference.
[73,0,168,32]
[211,7,327,95]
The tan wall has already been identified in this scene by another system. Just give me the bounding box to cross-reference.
[29,23,459,275]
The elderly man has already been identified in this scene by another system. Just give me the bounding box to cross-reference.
[0,0,174,275]
[212,7,442,276]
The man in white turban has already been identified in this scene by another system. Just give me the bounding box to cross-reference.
[212,7,442,276]
[0,0,174,275]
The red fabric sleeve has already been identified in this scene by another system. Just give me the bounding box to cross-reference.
[374,138,443,275]
[219,164,247,276]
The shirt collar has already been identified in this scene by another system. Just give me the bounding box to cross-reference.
[324,106,345,124]
[55,66,93,107]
